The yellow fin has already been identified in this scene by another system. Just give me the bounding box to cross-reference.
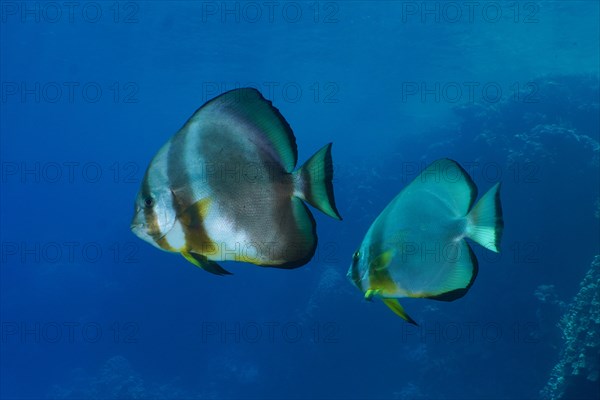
[382,298,418,325]
[182,251,232,276]
[370,249,394,271]
[179,198,212,227]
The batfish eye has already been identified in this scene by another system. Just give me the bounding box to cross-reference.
[144,197,154,208]
[353,251,360,261]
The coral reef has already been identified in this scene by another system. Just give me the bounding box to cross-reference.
[534,284,566,309]
[541,256,600,400]
[453,74,600,169]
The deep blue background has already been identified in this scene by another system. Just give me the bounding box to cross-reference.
[1,2,599,399]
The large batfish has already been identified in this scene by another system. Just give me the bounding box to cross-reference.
[131,88,342,275]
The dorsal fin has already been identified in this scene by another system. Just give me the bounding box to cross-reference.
[408,158,477,215]
[189,88,298,172]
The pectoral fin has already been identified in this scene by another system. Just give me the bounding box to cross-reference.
[370,249,395,271]
[382,298,418,325]
[182,251,232,276]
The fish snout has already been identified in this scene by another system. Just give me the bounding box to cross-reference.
[130,223,146,241]
[130,212,147,236]
[130,222,143,233]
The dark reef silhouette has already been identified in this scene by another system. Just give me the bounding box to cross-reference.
[541,256,600,400]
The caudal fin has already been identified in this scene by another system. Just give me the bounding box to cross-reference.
[293,143,342,220]
[466,182,504,253]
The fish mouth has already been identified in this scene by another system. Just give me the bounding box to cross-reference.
[130,224,149,239]
[130,223,169,243]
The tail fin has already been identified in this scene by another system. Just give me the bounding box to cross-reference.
[466,182,504,253]
[293,143,342,220]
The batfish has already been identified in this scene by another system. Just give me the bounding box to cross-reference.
[131,88,342,275]
[348,158,503,324]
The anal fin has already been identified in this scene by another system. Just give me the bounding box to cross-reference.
[182,251,232,276]
[382,298,418,325]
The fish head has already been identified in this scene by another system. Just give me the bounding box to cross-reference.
[130,184,177,249]
[347,246,370,293]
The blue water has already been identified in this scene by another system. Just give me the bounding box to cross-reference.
[1,1,599,399]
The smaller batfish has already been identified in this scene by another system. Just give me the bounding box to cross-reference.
[348,158,503,324]
[131,88,342,275]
